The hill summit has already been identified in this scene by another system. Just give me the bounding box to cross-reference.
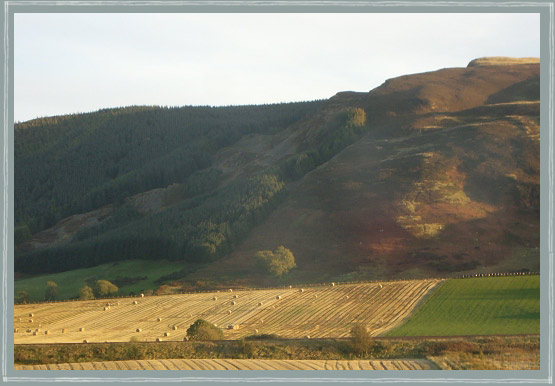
[15,58,540,288]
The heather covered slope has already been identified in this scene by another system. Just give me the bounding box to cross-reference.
[15,58,539,286]
[191,59,540,284]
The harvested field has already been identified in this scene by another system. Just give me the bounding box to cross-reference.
[14,280,441,343]
[15,358,438,370]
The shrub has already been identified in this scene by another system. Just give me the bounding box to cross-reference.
[44,281,58,301]
[16,290,30,304]
[79,285,95,300]
[94,280,118,298]
[186,319,224,341]
[255,246,296,278]
[350,324,373,356]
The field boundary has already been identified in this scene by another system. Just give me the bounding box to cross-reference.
[15,271,540,306]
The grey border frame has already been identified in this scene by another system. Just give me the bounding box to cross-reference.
[1,1,553,385]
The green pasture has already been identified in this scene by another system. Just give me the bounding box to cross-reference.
[14,259,186,302]
[386,275,540,336]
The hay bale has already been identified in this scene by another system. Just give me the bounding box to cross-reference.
[79,327,85,332]
[172,325,178,330]
[17,317,21,322]
[26,329,31,333]
[29,313,33,317]
[156,338,162,342]
[14,328,18,333]
[378,284,383,289]
[260,319,264,324]
[313,295,318,299]
[289,285,292,289]
[231,301,236,305]
[299,288,304,293]
[305,335,311,339]
[183,337,189,341]
[133,300,138,305]
[44,330,49,335]
[117,302,120,305]
[35,328,40,332]
[254,329,259,334]
[258,302,263,306]
[32,331,37,336]
[106,302,110,306]
[140,293,145,297]
[345,295,349,299]
[136,328,142,332]
[82,339,88,344]
[61,328,66,333]
[233,294,239,299]
[228,324,239,330]
[276,295,281,300]
[228,289,233,292]
[331,282,335,287]
[157,317,162,322]
[38,323,42,327]
[28,319,33,323]
[103,307,109,311]
[227,310,232,314]
[164,332,170,337]
[213,296,218,301]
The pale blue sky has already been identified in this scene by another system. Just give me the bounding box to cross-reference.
[15,13,540,122]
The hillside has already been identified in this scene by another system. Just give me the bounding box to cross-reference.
[15,57,540,288]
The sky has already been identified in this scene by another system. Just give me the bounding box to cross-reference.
[14,13,540,122]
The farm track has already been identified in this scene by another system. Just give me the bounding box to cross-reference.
[14,358,439,370]
[14,279,441,344]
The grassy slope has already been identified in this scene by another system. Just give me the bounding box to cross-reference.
[385,276,540,336]
[14,260,185,301]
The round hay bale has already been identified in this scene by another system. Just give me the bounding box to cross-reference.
[299,288,304,293]
[140,293,145,297]
[183,337,189,341]
[378,284,383,289]
[156,338,162,342]
[133,300,138,305]
[32,331,37,336]
[254,329,259,334]
[345,295,349,299]
[61,328,66,333]
[260,319,264,324]
[14,328,18,333]
[38,323,42,327]
[227,310,232,314]
[26,329,31,333]
[172,325,178,330]
[313,295,318,299]
[29,313,33,317]
[331,282,335,287]
[305,335,311,339]
[44,330,49,335]
[17,317,21,322]
[231,301,236,305]
[157,317,162,322]
[289,285,292,289]
[233,294,239,299]
[117,302,120,305]
[228,289,233,292]
[79,327,85,332]
[82,339,88,344]
[213,296,218,301]
[276,295,281,300]
[35,328,40,332]
[258,302,263,306]
[136,328,142,332]
[164,332,170,337]
[28,319,33,323]
[103,307,109,311]
[106,302,110,307]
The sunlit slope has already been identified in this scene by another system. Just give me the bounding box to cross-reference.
[14,279,440,343]
[15,358,438,370]
[386,276,539,336]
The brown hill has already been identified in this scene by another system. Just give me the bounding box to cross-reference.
[189,58,540,285]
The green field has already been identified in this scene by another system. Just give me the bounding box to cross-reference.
[386,276,540,336]
[14,259,187,302]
